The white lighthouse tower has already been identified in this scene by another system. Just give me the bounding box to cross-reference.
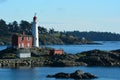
[32,14,39,47]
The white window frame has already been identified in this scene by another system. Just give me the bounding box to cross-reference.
[27,37,30,41]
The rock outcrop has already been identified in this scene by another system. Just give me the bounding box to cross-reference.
[76,49,120,66]
[47,70,97,79]
[0,47,120,67]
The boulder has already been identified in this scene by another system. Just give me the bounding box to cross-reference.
[70,70,84,79]
[47,72,70,78]
[77,49,120,66]
[47,70,97,79]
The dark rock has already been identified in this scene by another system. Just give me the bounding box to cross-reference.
[47,72,70,78]
[84,73,97,79]
[0,47,120,67]
[70,70,84,79]
[50,61,66,67]
[77,49,120,66]
[47,70,97,79]
[111,49,120,53]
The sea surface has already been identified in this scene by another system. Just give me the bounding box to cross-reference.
[0,41,120,80]
[44,41,120,54]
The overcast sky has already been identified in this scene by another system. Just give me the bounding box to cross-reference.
[0,0,120,33]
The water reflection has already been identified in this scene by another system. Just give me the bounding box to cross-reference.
[0,66,120,80]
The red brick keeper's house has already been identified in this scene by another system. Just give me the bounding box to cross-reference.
[12,34,33,48]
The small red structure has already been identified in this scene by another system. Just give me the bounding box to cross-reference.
[12,34,33,48]
[50,49,64,55]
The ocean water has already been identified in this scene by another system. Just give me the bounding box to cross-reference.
[44,41,120,54]
[0,45,7,51]
[0,67,119,80]
[0,41,120,80]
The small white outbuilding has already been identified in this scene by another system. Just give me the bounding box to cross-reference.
[18,48,31,58]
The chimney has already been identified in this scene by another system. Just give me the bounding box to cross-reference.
[22,31,25,35]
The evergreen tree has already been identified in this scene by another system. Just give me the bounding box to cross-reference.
[0,19,8,33]
[20,20,31,34]
[12,21,19,32]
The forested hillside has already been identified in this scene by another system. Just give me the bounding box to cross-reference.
[66,31,120,41]
[0,19,120,45]
[0,19,92,45]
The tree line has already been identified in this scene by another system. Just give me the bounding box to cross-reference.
[66,31,120,41]
[0,19,120,41]
[1,19,88,45]
[0,19,56,36]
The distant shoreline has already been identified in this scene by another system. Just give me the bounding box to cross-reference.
[0,41,102,47]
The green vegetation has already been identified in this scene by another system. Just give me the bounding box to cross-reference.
[0,19,93,45]
[1,19,120,45]
[66,31,120,41]
[0,47,119,67]
[0,47,18,59]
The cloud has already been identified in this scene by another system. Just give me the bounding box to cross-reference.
[57,8,63,11]
[56,8,65,12]
[0,0,7,3]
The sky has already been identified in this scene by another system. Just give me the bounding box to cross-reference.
[0,0,120,33]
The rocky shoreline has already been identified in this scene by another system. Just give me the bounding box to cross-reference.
[0,47,120,68]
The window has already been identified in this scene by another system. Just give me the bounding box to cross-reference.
[21,43,24,48]
[19,44,20,48]
[27,43,30,47]
[21,37,24,41]
[27,37,30,41]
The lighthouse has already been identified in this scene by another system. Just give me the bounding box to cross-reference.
[32,14,39,47]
